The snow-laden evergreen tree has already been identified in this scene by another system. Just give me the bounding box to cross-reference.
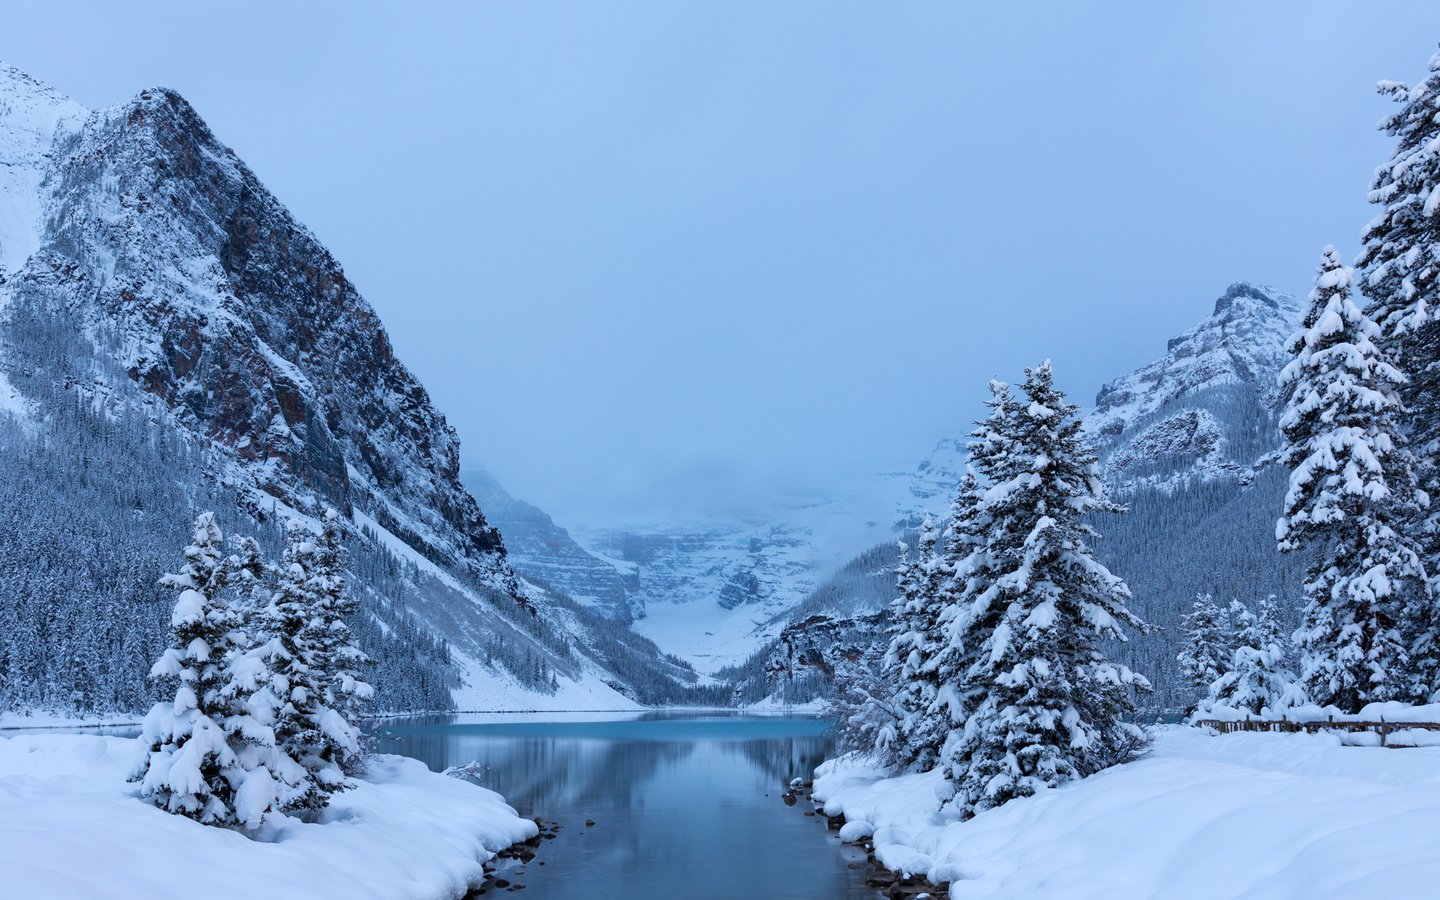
[824,633,902,761]
[884,515,946,771]
[135,513,241,822]
[1357,50,1440,700]
[1176,593,1232,707]
[134,513,273,826]
[935,379,1027,799]
[1278,246,1430,710]
[261,511,369,809]
[1203,597,1298,716]
[919,470,987,766]
[1359,50,1440,337]
[944,363,1149,818]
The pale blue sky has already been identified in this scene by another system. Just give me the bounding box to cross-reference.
[8,3,1440,523]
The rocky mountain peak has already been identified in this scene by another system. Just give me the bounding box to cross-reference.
[1092,282,1301,442]
[0,62,512,589]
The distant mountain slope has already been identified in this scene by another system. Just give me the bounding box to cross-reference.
[0,62,663,714]
[569,497,889,673]
[462,467,637,620]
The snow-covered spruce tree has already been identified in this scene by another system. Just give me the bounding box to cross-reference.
[1278,246,1429,710]
[944,362,1150,818]
[134,513,247,824]
[1359,50,1440,338]
[935,379,1027,799]
[262,511,369,810]
[918,470,988,768]
[1204,597,1298,716]
[1176,593,1232,709]
[1358,52,1440,700]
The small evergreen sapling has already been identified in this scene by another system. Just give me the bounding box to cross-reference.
[1203,597,1298,716]
[885,514,946,771]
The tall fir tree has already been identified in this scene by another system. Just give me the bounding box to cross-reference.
[1359,49,1440,337]
[1176,593,1233,707]
[935,379,1027,799]
[944,363,1149,818]
[1358,49,1440,699]
[1278,246,1429,710]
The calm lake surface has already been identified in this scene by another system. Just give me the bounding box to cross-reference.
[370,712,873,900]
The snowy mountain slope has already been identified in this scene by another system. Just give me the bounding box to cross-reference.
[0,63,674,713]
[1089,282,1304,489]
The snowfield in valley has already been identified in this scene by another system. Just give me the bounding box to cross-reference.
[812,726,1440,899]
[0,733,537,900]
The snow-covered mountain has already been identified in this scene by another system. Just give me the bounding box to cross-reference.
[900,283,1304,521]
[461,462,892,674]
[1089,282,1303,488]
[566,493,891,673]
[0,62,691,714]
[745,282,1310,709]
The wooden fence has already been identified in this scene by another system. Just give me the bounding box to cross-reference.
[1193,717,1440,747]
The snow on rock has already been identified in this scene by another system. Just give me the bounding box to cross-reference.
[0,733,537,900]
[812,726,1440,898]
[1089,283,1301,446]
[0,61,84,276]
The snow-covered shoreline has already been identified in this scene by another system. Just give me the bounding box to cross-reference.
[0,732,539,900]
[0,710,142,730]
[810,726,1440,898]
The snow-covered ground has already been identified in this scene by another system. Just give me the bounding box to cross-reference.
[447,648,643,713]
[812,726,1440,898]
[0,732,537,899]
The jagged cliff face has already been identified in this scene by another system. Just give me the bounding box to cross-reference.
[1,70,509,588]
[0,63,673,712]
[1089,282,1303,491]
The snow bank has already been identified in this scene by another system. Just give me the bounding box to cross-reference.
[812,726,1440,898]
[0,733,538,899]
[1200,699,1440,724]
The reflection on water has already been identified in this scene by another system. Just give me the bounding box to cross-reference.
[370,712,873,900]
